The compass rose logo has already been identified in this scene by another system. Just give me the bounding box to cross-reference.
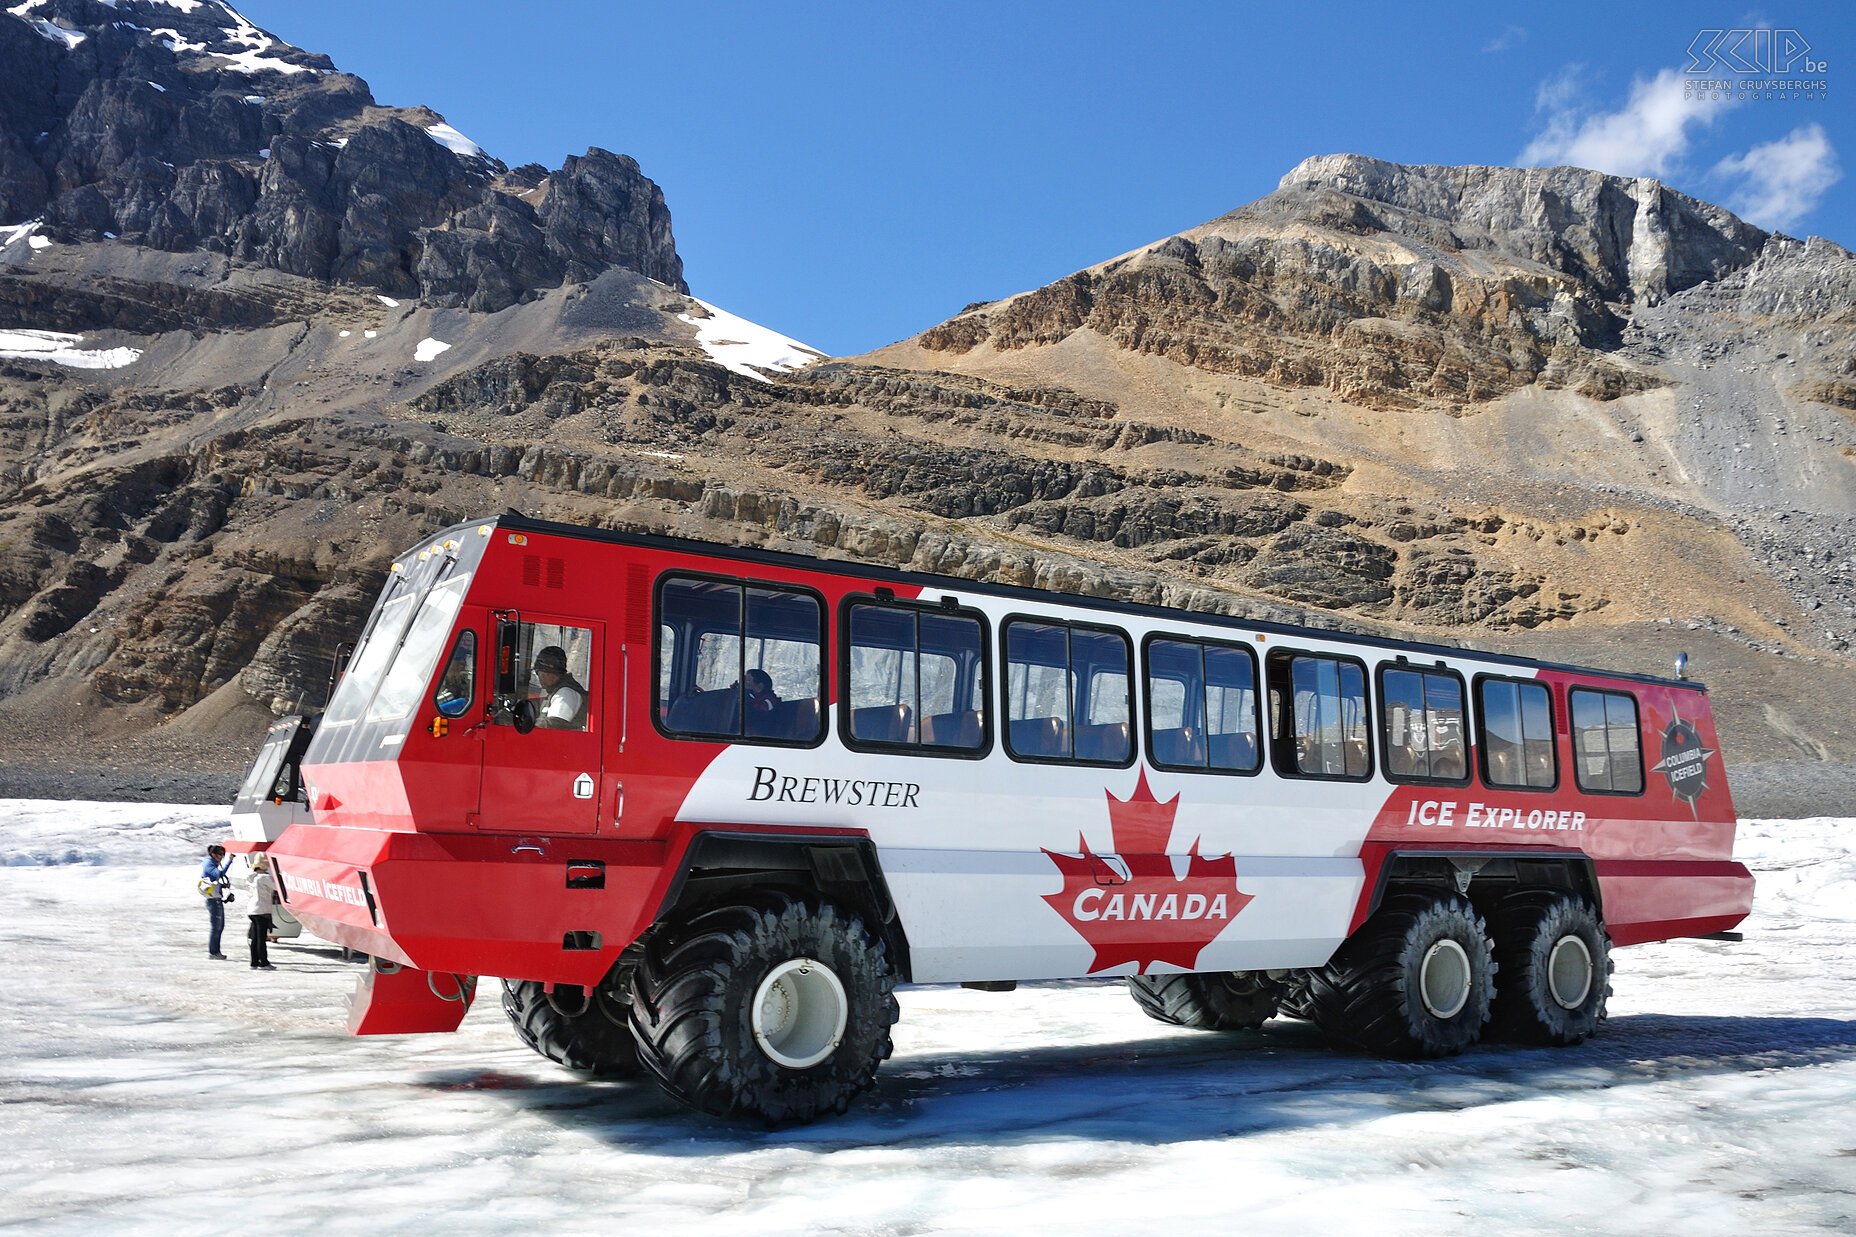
[1649,708,1717,816]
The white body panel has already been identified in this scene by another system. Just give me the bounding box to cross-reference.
[671,589,1524,984]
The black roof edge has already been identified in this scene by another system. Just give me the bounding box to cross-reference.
[481,512,1708,693]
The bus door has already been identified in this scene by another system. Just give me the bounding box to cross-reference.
[478,612,604,835]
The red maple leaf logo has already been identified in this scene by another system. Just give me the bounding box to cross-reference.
[1041,769,1254,974]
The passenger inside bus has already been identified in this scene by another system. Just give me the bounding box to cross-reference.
[658,577,825,744]
[744,668,779,714]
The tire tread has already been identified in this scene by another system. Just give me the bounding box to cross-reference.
[500,969,641,1078]
[1487,890,1611,1046]
[629,891,898,1124]
[1305,891,1495,1058]
[1127,972,1279,1030]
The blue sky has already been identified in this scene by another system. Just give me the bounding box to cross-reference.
[235,1,1851,358]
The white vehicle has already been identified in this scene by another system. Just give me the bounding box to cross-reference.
[226,715,313,940]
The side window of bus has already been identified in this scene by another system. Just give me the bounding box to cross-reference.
[1145,636,1261,773]
[1004,619,1132,764]
[1570,688,1643,794]
[656,577,823,744]
[844,599,987,752]
[657,624,674,725]
[434,630,476,719]
[1379,665,1467,784]
[1477,677,1556,790]
[1268,652,1370,779]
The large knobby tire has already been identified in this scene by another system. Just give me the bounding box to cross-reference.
[1487,890,1611,1046]
[1305,891,1495,1058]
[1127,971,1280,1030]
[1275,975,1317,1022]
[629,892,899,1125]
[501,955,641,1078]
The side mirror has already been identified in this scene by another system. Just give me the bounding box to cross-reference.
[490,609,527,727]
[495,615,522,698]
[513,699,537,735]
[1674,651,1689,681]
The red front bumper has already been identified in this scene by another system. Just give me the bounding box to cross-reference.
[266,823,671,988]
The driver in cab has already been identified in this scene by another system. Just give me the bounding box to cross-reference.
[532,645,589,729]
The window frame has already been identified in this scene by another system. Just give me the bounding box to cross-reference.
[1140,632,1264,778]
[1568,686,1646,797]
[1265,649,1376,783]
[1473,673,1560,793]
[433,627,478,720]
[1374,660,1472,788]
[498,618,597,733]
[651,569,829,750]
[837,593,993,760]
[999,613,1136,769]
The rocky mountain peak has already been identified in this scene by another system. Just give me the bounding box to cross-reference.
[0,26,1852,816]
[913,154,1799,411]
[1275,153,1768,304]
[0,0,685,311]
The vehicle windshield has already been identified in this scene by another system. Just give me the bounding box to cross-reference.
[320,563,475,730]
[235,732,289,804]
[322,590,415,728]
[367,574,472,723]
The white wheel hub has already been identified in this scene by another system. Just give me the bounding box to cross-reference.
[751,958,848,1070]
[1418,938,1472,1020]
[1547,934,1594,1009]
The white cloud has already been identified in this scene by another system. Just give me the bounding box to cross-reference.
[1520,68,1730,178]
[1533,64,1586,113]
[1482,25,1526,54]
[1712,124,1842,231]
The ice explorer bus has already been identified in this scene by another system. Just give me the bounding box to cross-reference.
[258,514,1753,1123]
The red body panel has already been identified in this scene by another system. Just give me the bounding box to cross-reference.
[346,959,476,1035]
[1354,669,1751,938]
[274,823,672,984]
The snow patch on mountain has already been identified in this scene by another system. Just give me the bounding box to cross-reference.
[15,12,85,48]
[207,5,315,75]
[424,122,485,159]
[149,26,204,53]
[679,297,826,380]
[0,329,141,369]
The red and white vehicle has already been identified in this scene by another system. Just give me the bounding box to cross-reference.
[260,514,1753,1123]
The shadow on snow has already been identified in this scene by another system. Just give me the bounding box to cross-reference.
[410,1010,1856,1152]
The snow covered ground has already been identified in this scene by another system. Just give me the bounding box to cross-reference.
[1,801,1851,1234]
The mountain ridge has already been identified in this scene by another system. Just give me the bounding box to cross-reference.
[0,5,1852,812]
[1,0,684,315]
